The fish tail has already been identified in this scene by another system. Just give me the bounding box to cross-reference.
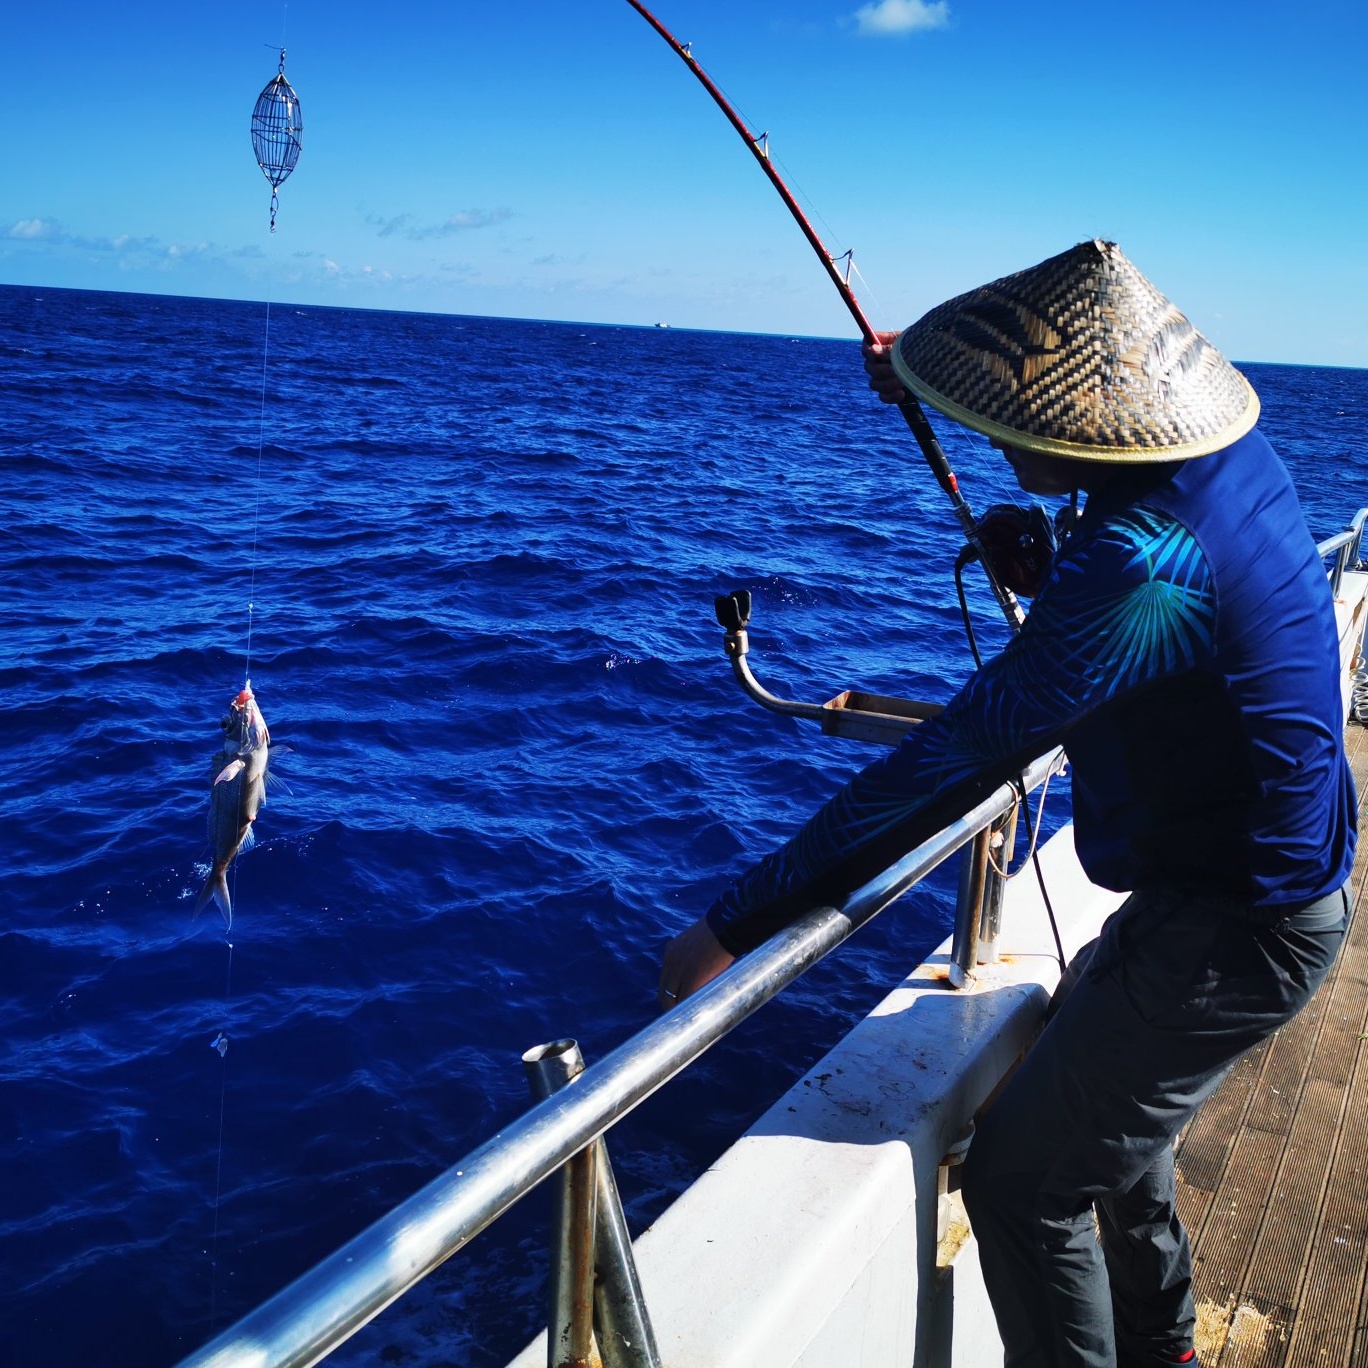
[193,871,233,930]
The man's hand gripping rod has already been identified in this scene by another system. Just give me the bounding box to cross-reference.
[623,0,1025,631]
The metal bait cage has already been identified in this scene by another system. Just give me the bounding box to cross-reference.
[251,50,303,231]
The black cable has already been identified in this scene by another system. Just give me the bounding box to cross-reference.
[1021,782,1068,974]
[955,544,1068,975]
[988,776,1068,975]
[1033,847,1067,974]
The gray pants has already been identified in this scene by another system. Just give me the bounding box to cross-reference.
[961,883,1349,1366]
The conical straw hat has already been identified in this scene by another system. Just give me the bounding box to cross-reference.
[890,240,1259,462]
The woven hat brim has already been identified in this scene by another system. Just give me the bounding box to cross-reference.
[890,350,1261,463]
[889,240,1261,464]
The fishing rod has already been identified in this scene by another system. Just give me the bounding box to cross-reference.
[623,0,1024,631]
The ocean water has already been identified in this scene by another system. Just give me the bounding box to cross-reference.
[1,283,1363,1366]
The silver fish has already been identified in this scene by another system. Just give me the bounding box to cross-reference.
[193,684,270,928]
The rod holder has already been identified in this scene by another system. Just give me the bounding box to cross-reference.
[948,827,992,989]
[714,590,945,746]
[523,1040,662,1368]
[524,1041,599,1368]
[976,802,1019,965]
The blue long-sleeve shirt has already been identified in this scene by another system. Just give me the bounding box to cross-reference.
[706,429,1357,956]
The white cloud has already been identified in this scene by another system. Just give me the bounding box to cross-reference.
[6,217,166,259]
[8,217,62,241]
[365,209,514,241]
[853,0,950,35]
[409,209,514,240]
[366,212,413,238]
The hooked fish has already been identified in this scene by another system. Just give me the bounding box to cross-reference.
[193,684,270,928]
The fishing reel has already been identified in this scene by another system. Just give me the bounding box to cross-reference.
[952,502,1080,667]
[961,502,1078,599]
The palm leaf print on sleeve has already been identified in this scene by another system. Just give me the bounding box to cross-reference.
[707,507,1217,950]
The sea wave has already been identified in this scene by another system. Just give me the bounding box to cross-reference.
[1,283,1363,1365]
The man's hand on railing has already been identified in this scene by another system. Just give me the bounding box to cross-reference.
[658,917,735,1010]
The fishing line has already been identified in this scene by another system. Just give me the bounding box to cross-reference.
[624,0,1024,631]
[201,307,267,1340]
[765,144,894,324]
[626,6,1079,977]
[207,289,270,1306]
[205,21,299,1326]
[204,297,268,1316]
[243,299,273,684]
[702,60,863,295]
[207,942,234,1331]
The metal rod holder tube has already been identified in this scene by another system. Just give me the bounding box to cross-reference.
[948,827,991,989]
[524,1041,662,1368]
[589,1142,661,1368]
[976,805,1018,965]
[724,628,828,721]
[524,1042,600,1368]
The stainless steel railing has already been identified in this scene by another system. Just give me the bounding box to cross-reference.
[1322,508,1367,598]
[177,747,1064,1368]
[177,513,1367,1368]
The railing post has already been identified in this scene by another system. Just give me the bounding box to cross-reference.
[524,1042,600,1368]
[523,1040,663,1368]
[1331,540,1347,599]
[948,827,992,988]
[1329,515,1367,599]
[976,802,1019,965]
[589,1157,662,1368]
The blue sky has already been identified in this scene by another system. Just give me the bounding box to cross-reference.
[4,1,1365,366]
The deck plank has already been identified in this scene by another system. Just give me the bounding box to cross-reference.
[1179,718,1368,1365]
[1178,1043,1269,1238]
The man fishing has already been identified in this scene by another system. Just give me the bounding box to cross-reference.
[658,239,1356,1366]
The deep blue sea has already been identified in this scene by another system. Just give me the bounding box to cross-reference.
[2,283,1364,1367]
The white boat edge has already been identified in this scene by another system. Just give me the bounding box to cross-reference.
[507,567,1368,1368]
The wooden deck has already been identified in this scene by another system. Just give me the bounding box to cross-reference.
[1175,718,1368,1365]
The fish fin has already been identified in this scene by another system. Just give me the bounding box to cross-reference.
[239,826,257,856]
[192,871,232,928]
[213,758,246,786]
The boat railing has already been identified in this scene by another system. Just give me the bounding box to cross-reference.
[177,745,1065,1368]
[1323,507,1367,598]
[179,519,1365,1368]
